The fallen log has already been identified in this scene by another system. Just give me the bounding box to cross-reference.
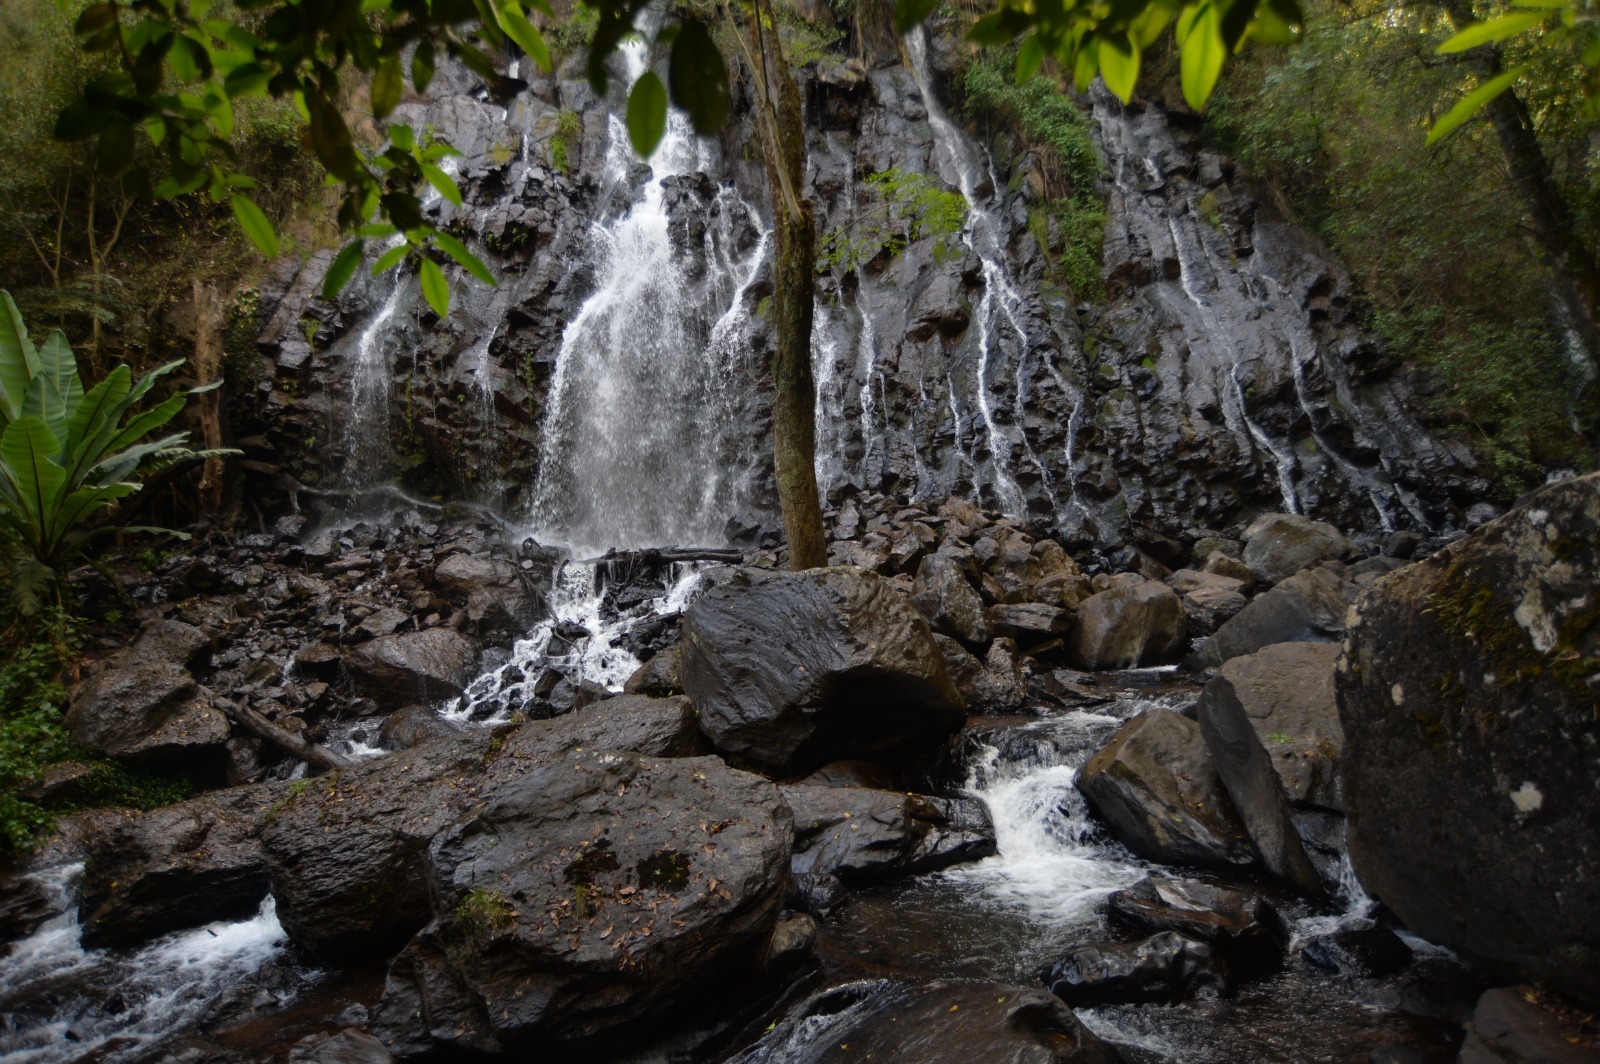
[213,695,353,771]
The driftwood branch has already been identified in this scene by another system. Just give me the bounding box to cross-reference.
[213,695,353,771]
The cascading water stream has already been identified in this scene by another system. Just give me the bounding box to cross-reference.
[905,29,1034,517]
[526,36,767,555]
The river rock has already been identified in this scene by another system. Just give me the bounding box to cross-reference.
[1077,709,1256,872]
[679,567,965,775]
[1040,931,1233,1006]
[343,627,480,705]
[1067,580,1187,670]
[65,659,230,770]
[77,784,280,947]
[782,784,995,879]
[1301,927,1413,978]
[1106,875,1287,970]
[623,646,682,696]
[1196,674,1324,897]
[785,872,847,919]
[1242,513,1356,585]
[737,981,1123,1063]
[1458,987,1600,1064]
[913,551,992,644]
[378,703,466,750]
[988,602,1074,642]
[287,1029,395,1064]
[1203,552,1256,588]
[1339,472,1600,1006]
[370,749,792,1058]
[261,696,707,958]
[761,911,818,976]
[1214,642,1345,811]
[1188,562,1359,669]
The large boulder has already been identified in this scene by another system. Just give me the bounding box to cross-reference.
[1197,675,1324,897]
[368,749,792,1058]
[734,981,1123,1064]
[1188,562,1359,669]
[1067,580,1187,670]
[1457,987,1600,1064]
[913,551,992,645]
[782,784,995,879]
[433,553,540,634]
[1339,473,1600,1006]
[344,627,480,705]
[66,620,228,768]
[1214,642,1345,811]
[1106,876,1287,971]
[76,784,280,947]
[679,567,965,775]
[1242,512,1356,585]
[1040,931,1233,1006]
[1076,710,1256,872]
[261,696,706,958]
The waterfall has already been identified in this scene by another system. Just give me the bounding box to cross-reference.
[905,29,1040,518]
[526,37,768,555]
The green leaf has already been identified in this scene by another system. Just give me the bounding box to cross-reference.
[306,87,364,182]
[434,232,497,287]
[371,242,410,276]
[413,38,436,93]
[1437,11,1547,54]
[0,417,66,530]
[1427,64,1530,144]
[0,291,41,424]
[626,71,667,159]
[894,0,939,35]
[1098,34,1140,103]
[21,331,83,445]
[420,163,463,207]
[63,367,131,474]
[1178,3,1226,111]
[669,20,729,136]
[323,240,367,300]
[372,53,404,119]
[495,2,552,73]
[389,123,415,151]
[1015,35,1045,83]
[420,257,450,318]
[967,12,1018,46]
[230,194,280,257]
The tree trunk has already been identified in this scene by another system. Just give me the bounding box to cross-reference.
[192,281,227,512]
[748,1,827,570]
[1439,0,1600,366]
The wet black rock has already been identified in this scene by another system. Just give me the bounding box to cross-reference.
[369,749,792,1058]
[1040,931,1233,1006]
[762,911,819,977]
[1302,928,1414,978]
[680,567,965,775]
[1340,473,1600,1006]
[286,1028,395,1063]
[785,872,847,920]
[261,696,706,959]
[782,784,995,880]
[1077,709,1257,873]
[733,981,1124,1064]
[1457,987,1600,1064]
[1106,875,1287,971]
[343,627,481,706]
[1213,641,1346,811]
[77,784,281,948]
[1068,580,1187,670]
[1197,672,1325,897]
[913,550,992,645]
[1188,562,1360,670]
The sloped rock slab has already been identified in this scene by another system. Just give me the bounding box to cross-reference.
[369,750,792,1057]
[782,784,995,880]
[680,566,964,776]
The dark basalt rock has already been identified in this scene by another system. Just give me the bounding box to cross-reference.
[680,566,965,776]
[1068,580,1187,670]
[260,696,707,959]
[1301,927,1414,978]
[1188,562,1360,670]
[785,872,847,920]
[1457,987,1600,1064]
[731,981,1124,1064]
[1197,672,1325,897]
[1242,513,1358,586]
[343,627,481,706]
[782,784,995,880]
[369,749,792,1058]
[1106,875,1288,971]
[1040,931,1233,1006]
[913,550,992,645]
[77,784,281,948]
[1077,709,1257,873]
[1339,472,1600,1007]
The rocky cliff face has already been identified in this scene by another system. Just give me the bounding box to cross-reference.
[241,20,1480,552]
